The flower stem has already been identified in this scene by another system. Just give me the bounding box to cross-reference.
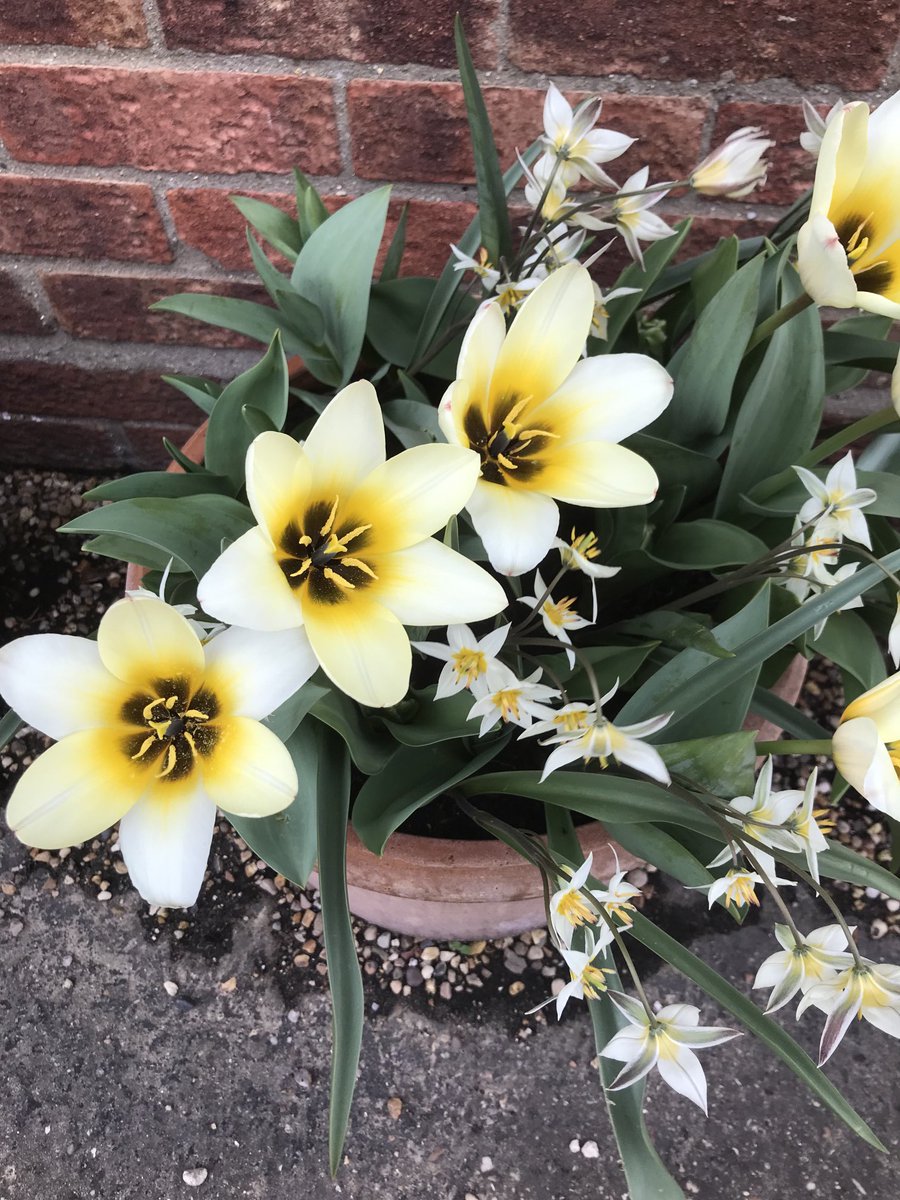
[741,844,805,944]
[754,738,833,757]
[789,861,866,968]
[744,292,815,356]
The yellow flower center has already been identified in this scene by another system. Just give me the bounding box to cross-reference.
[724,873,760,908]
[278,495,377,604]
[833,210,893,295]
[493,688,523,722]
[464,395,559,487]
[553,707,591,734]
[542,594,580,629]
[451,647,487,687]
[579,963,614,999]
[122,680,218,782]
[556,889,597,929]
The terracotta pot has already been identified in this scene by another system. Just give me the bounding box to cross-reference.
[122,419,806,940]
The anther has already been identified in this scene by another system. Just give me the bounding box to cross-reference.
[323,566,355,590]
[320,496,340,538]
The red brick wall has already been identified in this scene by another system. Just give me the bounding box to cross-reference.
[1,1,898,470]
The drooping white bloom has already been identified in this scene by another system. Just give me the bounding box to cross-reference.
[0,596,316,908]
[798,959,900,1064]
[782,516,841,604]
[589,281,640,341]
[601,991,740,1113]
[517,569,591,667]
[709,757,804,861]
[531,682,673,785]
[703,867,795,910]
[527,929,615,1018]
[552,528,620,622]
[576,167,677,269]
[800,97,843,157]
[589,852,642,928]
[541,83,634,188]
[549,852,605,949]
[691,127,774,198]
[788,769,831,882]
[833,672,900,819]
[797,93,900,317]
[466,663,559,737]
[198,381,507,708]
[450,243,500,292]
[439,264,673,576]
[412,622,510,700]
[753,923,853,1013]
[794,452,876,549]
[524,223,586,273]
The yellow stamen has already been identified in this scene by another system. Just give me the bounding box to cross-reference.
[341,557,377,579]
[580,964,614,998]
[142,697,168,720]
[339,523,372,546]
[131,735,158,761]
[320,496,340,538]
[556,889,597,929]
[183,709,209,721]
[494,689,522,722]
[497,454,517,470]
[323,566,355,590]
[289,559,312,578]
[452,647,487,687]
[157,744,178,778]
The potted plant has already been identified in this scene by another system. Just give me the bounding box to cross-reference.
[3,20,900,1197]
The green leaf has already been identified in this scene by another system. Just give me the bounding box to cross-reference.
[556,642,660,695]
[380,202,408,282]
[163,438,205,474]
[84,471,233,502]
[80,534,187,573]
[59,495,255,580]
[822,331,899,372]
[353,736,508,855]
[649,519,768,570]
[618,584,772,738]
[294,168,330,242]
[273,288,326,347]
[816,840,900,901]
[744,466,900,520]
[313,724,364,1176]
[264,680,330,742]
[0,708,22,753]
[750,685,831,740]
[824,314,893,393]
[691,235,739,316]
[810,611,886,696]
[367,277,437,368]
[150,292,283,346]
[227,720,320,888]
[454,13,511,263]
[604,821,714,889]
[613,612,733,659]
[310,691,393,774]
[241,404,278,437]
[658,731,757,798]
[659,252,765,442]
[628,434,721,509]
[247,230,292,302]
[290,186,391,386]
[231,194,301,262]
[716,266,825,517]
[204,332,289,486]
[381,397,442,448]
[603,221,691,350]
[645,236,768,303]
[382,688,476,746]
[161,373,221,415]
[628,911,886,1152]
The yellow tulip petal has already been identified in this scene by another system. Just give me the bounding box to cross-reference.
[456,300,506,429]
[797,214,859,309]
[854,288,900,319]
[0,634,117,740]
[97,595,204,687]
[302,592,412,707]
[489,264,593,414]
[202,625,318,719]
[246,431,311,542]
[374,537,508,626]
[118,787,217,908]
[198,526,303,631]
[203,717,298,817]
[842,672,900,742]
[820,102,869,215]
[352,442,481,551]
[833,717,900,819]
[465,480,560,576]
[438,378,469,448]
[531,353,673,444]
[301,380,385,494]
[7,729,143,849]
[537,440,658,507]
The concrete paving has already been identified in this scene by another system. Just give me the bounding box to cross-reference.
[0,832,896,1200]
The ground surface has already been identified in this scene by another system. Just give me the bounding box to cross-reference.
[1,470,899,1199]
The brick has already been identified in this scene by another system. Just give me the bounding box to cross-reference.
[680,214,770,259]
[349,81,707,185]
[508,0,900,90]
[0,177,172,263]
[0,273,52,336]
[167,186,476,277]
[158,0,498,68]
[122,421,204,469]
[1,361,201,423]
[41,273,270,348]
[0,412,126,470]
[711,103,817,206]
[0,0,147,48]
[0,66,339,175]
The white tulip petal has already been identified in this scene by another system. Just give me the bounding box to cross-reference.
[601,1025,649,1061]
[118,787,217,909]
[797,214,859,308]
[202,717,298,817]
[202,625,318,719]
[465,481,560,576]
[198,527,303,632]
[7,729,143,849]
[656,1044,709,1113]
[833,717,900,818]
[862,1004,900,1038]
[303,593,412,708]
[300,380,385,492]
[533,353,673,443]
[245,431,310,541]
[0,634,115,739]
[538,440,659,508]
[605,1041,659,1090]
[97,595,204,685]
[375,538,508,626]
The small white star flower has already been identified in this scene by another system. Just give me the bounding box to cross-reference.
[702,867,795,910]
[601,991,740,1114]
[552,529,620,621]
[798,959,900,1064]
[518,569,591,667]
[753,923,853,1013]
[412,623,510,700]
[794,451,876,549]
[466,663,559,737]
[523,150,571,223]
[589,280,640,341]
[541,83,634,189]
[529,929,616,1018]
[889,595,900,669]
[799,97,844,158]
[576,167,677,269]
[450,244,500,292]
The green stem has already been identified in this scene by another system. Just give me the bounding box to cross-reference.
[800,404,900,468]
[755,738,833,756]
[744,292,815,355]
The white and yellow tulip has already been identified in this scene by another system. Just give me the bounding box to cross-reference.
[798,959,900,1064]
[0,595,314,908]
[439,264,673,576]
[753,923,852,1014]
[832,673,900,818]
[197,381,507,709]
[797,91,900,316]
[541,83,634,189]
[691,126,774,199]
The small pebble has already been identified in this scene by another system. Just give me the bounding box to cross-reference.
[568,1138,581,1153]
[182,1167,208,1187]
[581,1141,599,1159]
[163,981,179,997]
[480,1156,493,1173]
[386,1096,403,1120]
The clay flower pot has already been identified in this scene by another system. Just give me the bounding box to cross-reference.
[123,419,805,940]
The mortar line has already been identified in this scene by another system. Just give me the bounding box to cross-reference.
[139,0,168,52]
